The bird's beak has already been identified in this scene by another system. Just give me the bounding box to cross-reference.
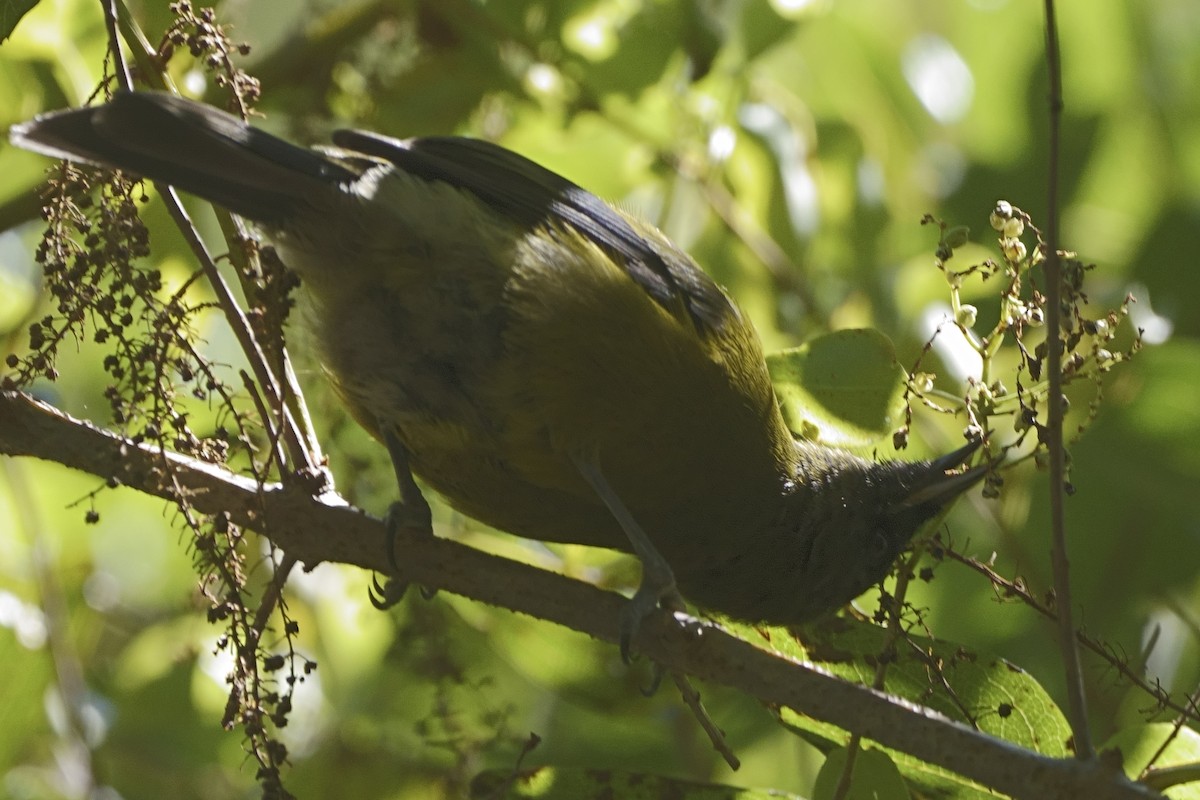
[896,438,988,510]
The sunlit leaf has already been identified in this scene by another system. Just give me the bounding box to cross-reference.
[723,616,1072,797]
[767,328,907,447]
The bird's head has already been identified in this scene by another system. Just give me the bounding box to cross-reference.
[703,438,987,626]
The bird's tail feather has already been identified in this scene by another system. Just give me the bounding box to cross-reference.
[9,91,358,225]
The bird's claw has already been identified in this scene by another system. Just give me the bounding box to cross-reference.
[369,430,438,609]
[619,581,681,663]
[370,497,436,610]
[618,601,647,664]
[641,663,666,697]
[621,596,705,695]
[368,573,409,610]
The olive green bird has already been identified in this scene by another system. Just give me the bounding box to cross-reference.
[10,91,983,657]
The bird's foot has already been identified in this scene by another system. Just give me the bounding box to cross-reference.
[368,498,435,610]
[370,428,437,609]
[619,579,688,664]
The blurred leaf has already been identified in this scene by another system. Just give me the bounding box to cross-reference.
[470,766,804,799]
[767,328,907,447]
[0,625,53,770]
[579,1,684,97]
[738,1,799,61]
[1137,203,1200,338]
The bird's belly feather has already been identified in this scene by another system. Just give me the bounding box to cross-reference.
[287,196,793,558]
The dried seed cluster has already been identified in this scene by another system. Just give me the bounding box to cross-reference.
[897,202,1140,497]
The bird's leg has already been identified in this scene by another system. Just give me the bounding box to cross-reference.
[370,427,435,609]
[571,454,686,663]
[573,457,734,761]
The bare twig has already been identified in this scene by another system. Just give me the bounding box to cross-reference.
[1142,762,1200,793]
[690,176,828,329]
[1140,688,1200,778]
[669,670,740,770]
[102,0,133,91]
[157,190,310,469]
[835,546,925,799]
[942,547,1200,727]
[1041,0,1093,759]
[102,7,316,477]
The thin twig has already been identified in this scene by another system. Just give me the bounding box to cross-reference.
[831,736,860,800]
[691,176,828,329]
[669,669,740,770]
[102,0,132,91]
[157,190,308,467]
[942,547,1200,726]
[1042,0,1093,759]
[1141,598,1200,772]
[1142,762,1200,793]
[1139,688,1200,778]
[834,547,924,799]
[104,7,316,477]
[252,553,298,644]
[241,370,289,480]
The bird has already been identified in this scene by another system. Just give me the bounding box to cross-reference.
[10,90,985,657]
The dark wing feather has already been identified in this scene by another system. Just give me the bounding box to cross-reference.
[332,130,733,335]
[11,91,360,226]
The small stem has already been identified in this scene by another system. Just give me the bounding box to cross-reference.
[102,0,133,91]
[1042,0,1093,759]
[158,189,308,468]
[669,670,740,771]
[831,736,861,800]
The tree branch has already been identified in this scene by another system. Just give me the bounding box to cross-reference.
[0,390,1162,800]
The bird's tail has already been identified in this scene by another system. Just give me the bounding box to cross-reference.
[9,91,359,226]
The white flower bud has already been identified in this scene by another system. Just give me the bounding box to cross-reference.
[990,201,1013,231]
[1002,238,1027,262]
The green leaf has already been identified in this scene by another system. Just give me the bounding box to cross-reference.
[767,328,908,448]
[469,766,804,799]
[1102,723,1200,799]
[813,746,910,800]
[0,0,39,43]
[722,616,1072,798]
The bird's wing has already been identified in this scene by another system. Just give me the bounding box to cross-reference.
[332,129,734,335]
[10,91,362,226]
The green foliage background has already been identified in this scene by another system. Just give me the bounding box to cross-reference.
[0,0,1197,797]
